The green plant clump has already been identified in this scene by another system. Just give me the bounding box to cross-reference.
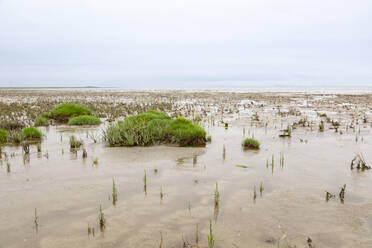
[68,115,101,125]
[242,138,260,149]
[69,135,83,149]
[34,116,49,126]
[21,127,42,140]
[0,128,10,143]
[104,111,206,147]
[49,103,92,121]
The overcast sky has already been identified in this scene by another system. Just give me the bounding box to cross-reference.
[0,0,371,88]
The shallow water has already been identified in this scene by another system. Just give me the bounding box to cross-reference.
[1,111,372,248]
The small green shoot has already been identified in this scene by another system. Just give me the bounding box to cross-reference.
[34,208,38,227]
[193,154,197,165]
[319,121,325,132]
[280,152,284,167]
[208,220,215,248]
[98,205,105,230]
[253,185,257,200]
[112,179,118,205]
[222,145,226,160]
[196,224,199,244]
[339,184,346,203]
[143,170,147,193]
[214,183,220,207]
[260,182,264,196]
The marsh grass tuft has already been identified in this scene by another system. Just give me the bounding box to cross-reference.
[69,135,82,149]
[34,117,49,127]
[279,125,292,137]
[0,128,10,143]
[319,120,325,132]
[21,127,42,141]
[49,103,92,122]
[88,223,94,236]
[104,111,206,147]
[37,143,41,153]
[88,132,100,143]
[68,115,101,125]
[193,154,197,166]
[98,205,105,231]
[242,138,260,149]
[350,153,371,171]
[325,191,335,202]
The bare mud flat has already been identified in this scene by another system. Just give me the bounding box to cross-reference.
[0,89,372,248]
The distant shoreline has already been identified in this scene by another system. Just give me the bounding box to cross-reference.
[1,86,372,95]
[0,86,102,89]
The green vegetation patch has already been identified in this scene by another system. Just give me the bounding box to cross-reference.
[21,127,42,141]
[168,117,206,146]
[69,135,83,149]
[0,128,10,143]
[34,116,49,126]
[49,103,92,122]
[68,115,101,125]
[242,138,260,149]
[104,111,206,147]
